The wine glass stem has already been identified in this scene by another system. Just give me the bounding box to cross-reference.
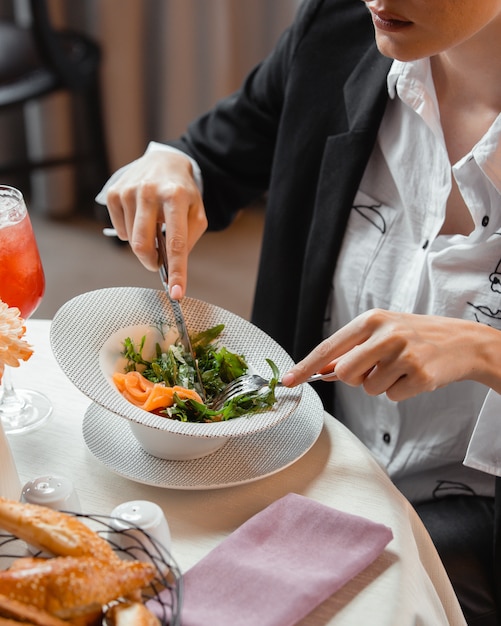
[0,366,26,417]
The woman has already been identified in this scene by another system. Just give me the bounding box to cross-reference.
[99,1,501,622]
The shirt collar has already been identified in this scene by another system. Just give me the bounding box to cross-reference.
[470,114,501,194]
[387,58,432,100]
[388,59,501,191]
[386,58,442,138]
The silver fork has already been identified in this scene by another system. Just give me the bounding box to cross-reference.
[211,371,337,410]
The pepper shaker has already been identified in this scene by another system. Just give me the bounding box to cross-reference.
[108,500,172,574]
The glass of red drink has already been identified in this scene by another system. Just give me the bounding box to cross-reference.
[0,185,52,434]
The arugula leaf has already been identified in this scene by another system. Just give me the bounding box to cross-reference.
[190,324,225,348]
[162,358,280,423]
[120,324,280,422]
[122,336,149,371]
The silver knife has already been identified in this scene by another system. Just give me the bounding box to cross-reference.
[156,224,206,401]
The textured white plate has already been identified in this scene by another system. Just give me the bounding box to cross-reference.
[82,384,324,490]
[50,287,302,440]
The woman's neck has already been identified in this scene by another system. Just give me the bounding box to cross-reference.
[431,27,501,164]
[431,18,501,115]
[428,20,501,236]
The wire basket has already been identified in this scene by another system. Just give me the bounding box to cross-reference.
[0,512,182,626]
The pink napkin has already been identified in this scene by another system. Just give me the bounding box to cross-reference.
[178,493,393,626]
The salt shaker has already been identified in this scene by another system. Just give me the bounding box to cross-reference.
[108,500,172,573]
[20,474,81,555]
[21,474,81,512]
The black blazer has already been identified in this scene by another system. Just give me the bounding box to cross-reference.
[171,0,393,409]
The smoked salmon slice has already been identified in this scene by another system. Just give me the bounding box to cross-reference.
[112,371,203,412]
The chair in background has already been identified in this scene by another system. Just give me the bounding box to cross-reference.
[0,0,109,216]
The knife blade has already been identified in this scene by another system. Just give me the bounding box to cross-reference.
[156,224,206,401]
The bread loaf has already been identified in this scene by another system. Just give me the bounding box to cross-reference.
[0,593,68,625]
[0,555,156,619]
[105,601,161,626]
[0,498,117,562]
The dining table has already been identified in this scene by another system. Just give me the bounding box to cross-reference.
[4,318,466,625]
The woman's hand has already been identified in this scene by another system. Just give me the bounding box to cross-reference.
[282,308,501,401]
[105,150,208,299]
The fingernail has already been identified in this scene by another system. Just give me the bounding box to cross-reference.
[170,284,183,300]
[281,372,295,386]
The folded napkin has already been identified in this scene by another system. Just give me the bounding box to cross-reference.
[178,493,393,626]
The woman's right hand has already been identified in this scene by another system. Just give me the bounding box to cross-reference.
[105,149,208,299]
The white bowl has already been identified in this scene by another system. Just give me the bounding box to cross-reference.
[99,321,231,460]
[50,288,302,460]
[128,421,228,460]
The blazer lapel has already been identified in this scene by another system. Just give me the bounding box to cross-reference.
[294,46,392,358]
[343,44,393,132]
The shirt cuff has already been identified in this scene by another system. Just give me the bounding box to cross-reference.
[95,141,203,205]
[463,389,501,476]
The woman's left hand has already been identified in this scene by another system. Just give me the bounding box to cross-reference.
[281,308,501,401]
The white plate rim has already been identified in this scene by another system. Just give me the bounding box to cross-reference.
[82,384,325,490]
[50,287,302,439]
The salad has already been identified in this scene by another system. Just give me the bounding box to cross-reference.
[113,323,279,423]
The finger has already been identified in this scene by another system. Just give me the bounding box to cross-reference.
[329,310,410,386]
[383,367,441,401]
[384,374,420,402]
[163,189,208,299]
[365,356,438,401]
[128,183,163,271]
[282,335,346,386]
[162,196,189,300]
[186,200,209,254]
[106,187,128,240]
[332,341,387,385]
[282,322,373,386]
[318,362,337,376]
[359,361,403,396]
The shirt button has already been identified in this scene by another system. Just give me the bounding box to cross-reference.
[482,215,489,227]
[383,432,391,444]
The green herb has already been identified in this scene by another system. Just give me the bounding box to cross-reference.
[120,325,279,422]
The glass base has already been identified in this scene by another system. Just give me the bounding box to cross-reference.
[0,388,53,435]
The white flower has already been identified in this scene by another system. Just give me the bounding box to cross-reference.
[0,300,33,382]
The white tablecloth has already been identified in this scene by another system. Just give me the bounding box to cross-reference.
[5,319,466,625]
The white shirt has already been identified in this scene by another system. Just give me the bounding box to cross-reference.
[326,58,501,502]
[96,60,501,496]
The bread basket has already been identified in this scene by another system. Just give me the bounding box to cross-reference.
[0,511,182,625]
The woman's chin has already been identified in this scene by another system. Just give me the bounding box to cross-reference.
[374,35,431,63]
